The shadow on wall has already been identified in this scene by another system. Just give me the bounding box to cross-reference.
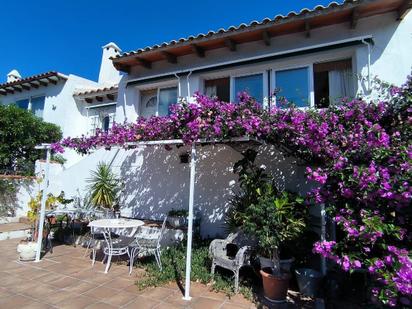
[115,145,243,238]
[0,178,37,218]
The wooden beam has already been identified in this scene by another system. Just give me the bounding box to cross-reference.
[224,39,237,51]
[6,88,14,94]
[262,31,271,46]
[29,82,39,89]
[135,57,152,69]
[191,44,205,57]
[95,96,103,102]
[115,63,131,73]
[21,84,30,90]
[85,98,93,103]
[0,90,7,95]
[47,78,57,85]
[39,80,48,87]
[350,8,360,29]
[14,86,22,93]
[398,0,412,20]
[107,94,115,100]
[304,21,311,38]
[161,51,177,64]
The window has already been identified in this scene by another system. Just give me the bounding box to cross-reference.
[158,87,178,116]
[313,59,353,108]
[139,87,178,117]
[140,90,158,118]
[234,74,263,103]
[31,96,45,118]
[15,96,45,118]
[16,99,29,110]
[204,77,230,102]
[275,68,309,108]
[102,115,110,132]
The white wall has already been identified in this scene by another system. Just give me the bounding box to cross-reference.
[116,11,412,121]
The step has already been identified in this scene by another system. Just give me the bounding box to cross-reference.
[0,223,31,241]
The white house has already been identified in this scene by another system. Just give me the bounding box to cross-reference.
[12,0,412,237]
[0,42,122,166]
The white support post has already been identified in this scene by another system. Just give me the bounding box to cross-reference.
[183,143,196,301]
[35,146,51,262]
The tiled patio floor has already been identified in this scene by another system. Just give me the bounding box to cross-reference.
[0,238,257,309]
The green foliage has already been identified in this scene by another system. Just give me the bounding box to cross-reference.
[168,208,188,217]
[136,241,255,298]
[243,185,306,272]
[0,104,62,175]
[51,154,66,165]
[225,149,270,231]
[27,191,73,224]
[87,162,119,209]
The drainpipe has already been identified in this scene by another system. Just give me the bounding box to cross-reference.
[186,71,193,99]
[174,73,182,97]
[361,39,372,93]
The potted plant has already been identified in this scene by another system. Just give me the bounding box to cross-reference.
[167,208,188,228]
[87,162,120,215]
[243,186,306,302]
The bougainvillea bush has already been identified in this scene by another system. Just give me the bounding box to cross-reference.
[52,75,411,306]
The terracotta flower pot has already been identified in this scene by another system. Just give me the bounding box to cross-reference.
[260,267,291,302]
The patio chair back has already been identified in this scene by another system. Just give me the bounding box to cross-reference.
[157,216,168,247]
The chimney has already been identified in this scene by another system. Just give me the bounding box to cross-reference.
[7,69,21,83]
[98,42,122,85]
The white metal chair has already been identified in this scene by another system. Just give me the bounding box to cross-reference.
[128,216,168,275]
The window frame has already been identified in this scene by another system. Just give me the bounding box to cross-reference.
[156,86,178,116]
[230,71,267,103]
[15,95,46,117]
[272,64,314,109]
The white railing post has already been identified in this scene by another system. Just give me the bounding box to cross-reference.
[35,146,51,262]
[183,143,196,300]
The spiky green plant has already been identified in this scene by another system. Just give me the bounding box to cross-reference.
[87,162,119,209]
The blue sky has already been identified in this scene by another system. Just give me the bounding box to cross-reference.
[0,0,339,82]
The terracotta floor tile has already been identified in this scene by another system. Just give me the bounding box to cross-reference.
[83,286,119,300]
[100,277,135,290]
[140,286,175,300]
[163,290,199,307]
[85,302,118,309]
[41,290,78,305]
[122,295,161,309]
[62,281,96,294]
[101,290,138,306]
[191,297,224,309]
[57,294,98,309]
[19,283,57,299]
[199,289,228,301]
[227,294,253,307]
[19,300,55,309]
[50,276,81,289]
[0,294,33,308]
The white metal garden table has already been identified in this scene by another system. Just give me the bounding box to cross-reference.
[88,218,144,273]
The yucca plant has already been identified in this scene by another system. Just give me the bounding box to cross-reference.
[87,162,119,210]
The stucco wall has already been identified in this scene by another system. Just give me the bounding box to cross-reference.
[115,11,412,123]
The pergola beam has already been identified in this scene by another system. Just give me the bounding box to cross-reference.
[191,44,205,58]
[224,39,237,51]
[161,51,177,64]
